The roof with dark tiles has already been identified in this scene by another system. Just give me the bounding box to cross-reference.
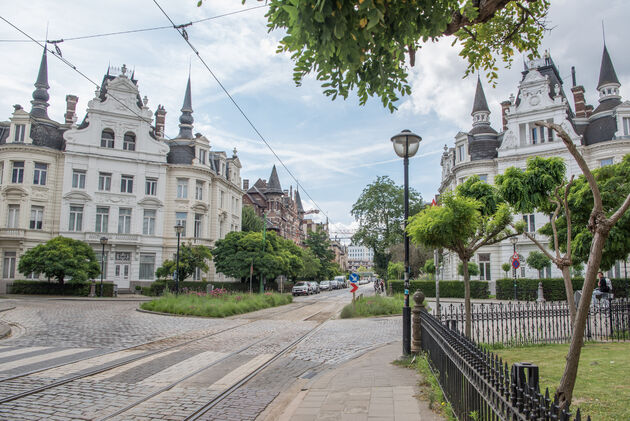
[166,143,194,164]
[472,76,490,114]
[583,115,618,146]
[598,45,620,88]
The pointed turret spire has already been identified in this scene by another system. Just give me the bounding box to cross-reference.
[31,45,50,119]
[267,165,283,194]
[471,76,490,115]
[470,76,493,131]
[177,75,194,139]
[596,45,621,102]
[295,188,304,213]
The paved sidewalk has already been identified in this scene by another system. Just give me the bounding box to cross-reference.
[273,342,444,421]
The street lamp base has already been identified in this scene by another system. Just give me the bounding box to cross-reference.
[402,306,411,355]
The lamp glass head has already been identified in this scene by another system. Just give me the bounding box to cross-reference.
[100,237,108,245]
[391,129,421,158]
[175,223,184,235]
[510,236,519,245]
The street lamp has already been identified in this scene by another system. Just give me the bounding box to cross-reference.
[391,129,421,356]
[99,237,108,297]
[510,236,518,300]
[174,223,184,295]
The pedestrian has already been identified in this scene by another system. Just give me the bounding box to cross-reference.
[593,271,613,304]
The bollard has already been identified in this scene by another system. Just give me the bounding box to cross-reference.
[536,282,545,302]
[411,290,425,354]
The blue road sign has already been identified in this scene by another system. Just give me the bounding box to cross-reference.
[512,259,520,269]
[349,273,359,283]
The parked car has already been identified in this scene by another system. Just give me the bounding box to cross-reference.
[334,276,346,288]
[309,281,320,294]
[292,281,311,296]
[319,280,331,291]
[330,280,338,289]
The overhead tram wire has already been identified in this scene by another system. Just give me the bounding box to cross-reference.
[0,4,268,43]
[150,0,332,223]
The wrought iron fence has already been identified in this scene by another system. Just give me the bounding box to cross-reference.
[431,298,630,346]
[419,309,590,420]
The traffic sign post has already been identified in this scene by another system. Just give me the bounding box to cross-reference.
[349,273,359,303]
[511,254,520,300]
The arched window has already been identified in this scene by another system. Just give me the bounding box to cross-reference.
[101,129,114,148]
[123,132,136,151]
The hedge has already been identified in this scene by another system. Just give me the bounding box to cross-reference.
[8,280,115,297]
[388,280,489,299]
[496,278,629,301]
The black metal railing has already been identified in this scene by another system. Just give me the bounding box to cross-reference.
[419,309,590,420]
[431,298,630,346]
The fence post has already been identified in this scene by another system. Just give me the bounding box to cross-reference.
[412,290,425,353]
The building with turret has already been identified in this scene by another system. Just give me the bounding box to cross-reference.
[0,49,243,292]
[439,46,630,283]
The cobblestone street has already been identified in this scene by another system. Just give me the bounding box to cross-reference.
[0,284,403,420]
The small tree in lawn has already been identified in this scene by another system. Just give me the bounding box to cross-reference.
[155,244,212,282]
[18,236,100,284]
[502,262,512,278]
[526,251,551,279]
[408,177,522,337]
[388,261,404,281]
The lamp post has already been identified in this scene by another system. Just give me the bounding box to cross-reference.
[510,236,518,300]
[99,237,108,297]
[261,212,266,294]
[391,129,421,356]
[174,223,184,295]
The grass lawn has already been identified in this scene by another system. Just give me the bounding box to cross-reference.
[493,342,630,421]
[140,290,292,317]
[339,294,404,318]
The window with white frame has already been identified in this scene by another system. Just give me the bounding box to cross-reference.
[29,206,43,230]
[177,179,188,199]
[220,190,225,208]
[145,178,157,196]
[531,126,538,144]
[13,124,25,143]
[175,212,187,235]
[458,144,465,162]
[193,266,202,281]
[623,117,630,136]
[95,207,109,233]
[101,129,115,148]
[33,163,47,185]
[98,172,112,191]
[195,180,203,200]
[478,174,488,183]
[199,149,207,164]
[139,254,155,280]
[0,162,3,184]
[194,213,202,238]
[72,170,86,189]
[478,253,491,280]
[68,206,83,231]
[600,158,613,167]
[123,132,136,151]
[2,251,16,279]
[547,127,554,142]
[12,161,24,183]
[143,209,156,235]
[120,175,133,193]
[118,208,132,234]
[523,214,535,233]
[7,205,19,228]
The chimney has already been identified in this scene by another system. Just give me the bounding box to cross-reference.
[500,100,511,131]
[154,105,167,138]
[571,86,587,118]
[64,95,78,125]
[243,179,249,190]
[585,104,594,118]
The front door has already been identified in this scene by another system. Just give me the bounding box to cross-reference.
[114,252,131,289]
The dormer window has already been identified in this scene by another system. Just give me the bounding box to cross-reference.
[199,149,207,164]
[623,117,630,136]
[123,132,136,151]
[457,145,465,162]
[13,124,25,143]
[101,129,115,148]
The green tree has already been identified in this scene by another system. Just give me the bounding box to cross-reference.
[225,0,551,111]
[571,262,584,278]
[457,262,479,277]
[351,175,423,279]
[299,248,322,280]
[304,228,336,281]
[501,262,512,278]
[407,178,522,337]
[241,205,264,232]
[526,251,551,279]
[422,259,435,280]
[388,261,404,281]
[17,236,100,285]
[495,156,579,320]
[156,244,212,281]
[279,237,304,281]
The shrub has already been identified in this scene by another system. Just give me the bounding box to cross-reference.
[388,280,489,299]
[496,277,628,301]
[340,294,405,318]
[9,280,114,296]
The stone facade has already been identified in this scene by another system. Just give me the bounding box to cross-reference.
[0,52,242,291]
[439,47,630,283]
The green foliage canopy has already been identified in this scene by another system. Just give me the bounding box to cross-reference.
[17,236,100,284]
[241,205,264,232]
[155,244,212,281]
[526,251,551,278]
[458,261,480,277]
[304,228,337,280]
[387,261,404,281]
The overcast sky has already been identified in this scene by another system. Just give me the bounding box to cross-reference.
[1,0,629,235]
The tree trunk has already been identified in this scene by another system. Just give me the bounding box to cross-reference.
[561,265,576,325]
[556,229,607,409]
[462,258,472,338]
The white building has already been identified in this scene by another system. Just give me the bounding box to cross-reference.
[439,46,630,283]
[347,244,374,271]
[0,51,243,292]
